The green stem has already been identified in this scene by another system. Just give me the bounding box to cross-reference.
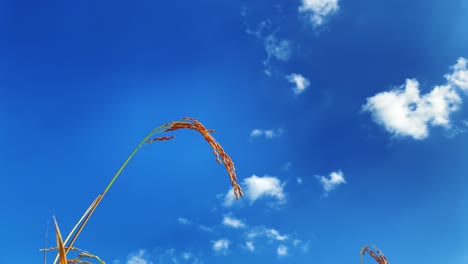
[53,124,167,264]
[102,125,164,196]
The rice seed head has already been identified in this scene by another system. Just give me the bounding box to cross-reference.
[147,117,243,199]
[360,245,390,264]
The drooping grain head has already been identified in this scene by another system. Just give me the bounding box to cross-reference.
[147,117,243,199]
[360,245,390,264]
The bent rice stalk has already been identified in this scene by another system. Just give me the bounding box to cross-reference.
[48,117,243,264]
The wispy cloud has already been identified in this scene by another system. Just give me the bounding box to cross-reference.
[247,226,288,241]
[212,239,230,255]
[277,245,288,256]
[177,217,191,225]
[245,241,255,252]
[250,128,283,139]
[263,34,292,75]
[126,250,152,264]
[286,73,310,95]
[199,224,214,232]
[223,215,246,228]
[363,58,468,139]
[299,0,340,27]
[243,18,293,76]
[445,57,468,91]
[293,239,310,253]
[316,170,346,194]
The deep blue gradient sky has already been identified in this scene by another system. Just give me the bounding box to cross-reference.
[1,0,468,263]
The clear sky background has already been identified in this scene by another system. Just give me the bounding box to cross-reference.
[1,0,468,263]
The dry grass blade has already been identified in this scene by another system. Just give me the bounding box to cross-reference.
[52,195,102,264]
[53,216,67,264]
[360,244,390,264]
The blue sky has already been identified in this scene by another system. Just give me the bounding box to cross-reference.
[1,0,468,263]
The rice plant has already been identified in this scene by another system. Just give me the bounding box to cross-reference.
[42,117,243,264]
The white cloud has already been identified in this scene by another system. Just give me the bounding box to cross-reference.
[317,170,346,193]
[299,0,340,27]
[363,79,462,139]
[223,175,286,207]
[246,241,255,252]
[286,73,310,95]
[177,217,191,225]
[223,215,246,228]
[446,57,468,91]
[364,58,468,139]
[127,250,152,264]
[277,245,288,256]
[244,175,286,204]
[212,239,230,254]
[250,128,283,139]
[297,177,303,184]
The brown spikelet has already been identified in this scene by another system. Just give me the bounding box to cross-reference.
[146,135,176,143]
[148,117,243,199]
[360,245,390,264]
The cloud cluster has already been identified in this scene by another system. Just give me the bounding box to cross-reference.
[363,58,468,139]
[299,0,340,27]
[242,225,308,256]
